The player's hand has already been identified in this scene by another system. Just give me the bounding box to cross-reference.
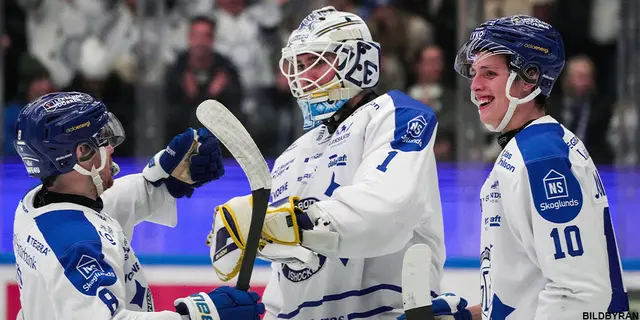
[143,127,224,198]
[397,293,472,320]
[431,293,472,320]
[174,286,265,320]
[208,71,229,97]
[183,71,199,98]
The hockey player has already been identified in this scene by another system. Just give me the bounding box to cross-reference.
[433,15,629,319]
[12,92,265,319]
[207,6,446,320]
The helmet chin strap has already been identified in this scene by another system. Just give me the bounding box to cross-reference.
[472,72,542,133]
[72,146,109,196]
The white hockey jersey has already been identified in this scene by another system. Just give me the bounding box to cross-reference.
[478,116,629,319]
[13,174,183,319]
[261,90,446,319]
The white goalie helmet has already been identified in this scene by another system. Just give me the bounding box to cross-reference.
[279,6,381,130]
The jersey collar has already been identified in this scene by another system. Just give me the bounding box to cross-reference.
[323,89,378,134]
[496,115,559,148]
[34,188,104,212]
[497,119,535,149]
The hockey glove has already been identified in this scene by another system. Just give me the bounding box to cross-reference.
[397,293,472,320]
[262,197,340,257]
[143,127,224,198]
[174,286,265,320]
[207,195,335,281]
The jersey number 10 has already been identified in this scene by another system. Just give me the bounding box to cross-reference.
[550,225,584,259]
[550,207,617,260]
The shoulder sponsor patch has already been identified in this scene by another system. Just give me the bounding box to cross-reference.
[391,111,436,152]
[34,210,118,295]
[527,158,583,223]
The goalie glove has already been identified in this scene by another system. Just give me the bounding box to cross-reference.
[143,127,224,198]
[206,195,337,281]
[262,197,340,256]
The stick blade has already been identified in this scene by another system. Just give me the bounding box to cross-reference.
[196,99,271,191]
[195,99,272,292]
[402,243,433,319]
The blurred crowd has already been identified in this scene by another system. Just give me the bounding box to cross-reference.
[1,0,621,164]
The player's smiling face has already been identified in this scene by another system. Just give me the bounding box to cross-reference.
[470,53,532,128]
[470,53,511,127]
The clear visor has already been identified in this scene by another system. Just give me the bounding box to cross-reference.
[454,39,523,79]
[279,41,349,99]
[93,112,126,148]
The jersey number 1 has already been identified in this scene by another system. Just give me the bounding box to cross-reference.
[376,151,398,173]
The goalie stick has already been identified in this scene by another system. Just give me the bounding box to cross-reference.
[196,100,272,291]
[402,243,434,320]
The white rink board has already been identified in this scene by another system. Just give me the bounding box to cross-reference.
[2,265,639,318]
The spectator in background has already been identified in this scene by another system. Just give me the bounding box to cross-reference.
[16,0,117,89]
[366,0,434,92]
[4,55,57,155]
[264,69,304,156]
[552,0,619,100]
[548,55,615,164]
[484,0,554,22]
[3,0,28,103]
[165,16,244,142]
[408,45,456,161]
[213,0,281,123]
[328,0,371,18]
[63,37,136,157]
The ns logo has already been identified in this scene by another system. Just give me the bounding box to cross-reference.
[407,115,427,138]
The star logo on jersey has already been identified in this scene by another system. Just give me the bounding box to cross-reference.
[130,280,147,308]
[490,295,515,319]
[325,173,340,197]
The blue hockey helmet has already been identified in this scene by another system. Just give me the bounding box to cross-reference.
[454,15,566,132]
[13,92,125,181]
